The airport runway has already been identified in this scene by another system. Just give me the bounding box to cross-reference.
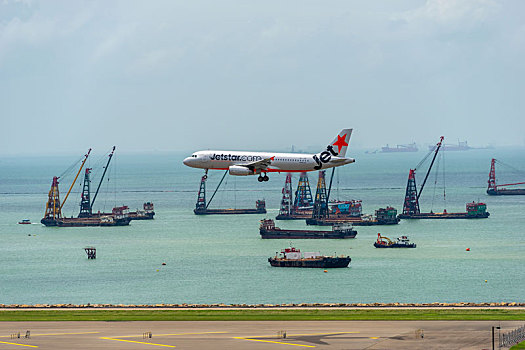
[0,320,520,349]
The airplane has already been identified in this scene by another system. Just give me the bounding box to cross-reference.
[183,129,355,182]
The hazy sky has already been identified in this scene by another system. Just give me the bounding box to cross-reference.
[1,0,524,155]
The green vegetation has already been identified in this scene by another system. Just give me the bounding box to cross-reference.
[0,309,524,322]
[510,340,525,350]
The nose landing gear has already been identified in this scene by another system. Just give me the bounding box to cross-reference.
[258,173,269,182]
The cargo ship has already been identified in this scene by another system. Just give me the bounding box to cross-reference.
[374,234,416,248]
[429,140,470,151]
[260,219,357,239]
[268,247,351,268]
[381,143,418,153]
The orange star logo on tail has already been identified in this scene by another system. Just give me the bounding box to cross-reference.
[333,134,348,153]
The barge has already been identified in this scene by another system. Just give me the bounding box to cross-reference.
[276,209,312,220]
[307,207,400,226]
[268,247,351,268]
[129,202,155,219]
[487,188,525,195]
[260,219,357,239]
[94,203,155,220]
[194,200,266,215]
[398,202,489,219]
[374,233,416,248]
[42,216,131,227]
[42,206,131,227]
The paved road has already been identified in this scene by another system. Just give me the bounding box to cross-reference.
[0,320,520,349]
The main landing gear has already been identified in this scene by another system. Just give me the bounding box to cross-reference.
[258,173,269,182]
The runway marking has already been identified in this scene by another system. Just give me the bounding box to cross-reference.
[113,332,228,338]
[234,332,360,348]
[234,337,315,347]
[100,337,175,348]
[0,332,100,338]
[0,340,38,348]
[100,332,228,348]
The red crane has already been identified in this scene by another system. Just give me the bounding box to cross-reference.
[487,158,525,195]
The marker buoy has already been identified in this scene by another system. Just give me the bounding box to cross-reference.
[323,270,328,273]
[156,269,159,272]
[484,280,488,283]
[466,248,470,251]
[162,262,166,266]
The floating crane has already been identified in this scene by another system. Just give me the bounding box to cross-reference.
[276,172,314,220]
[487,158,525,195]
[401,137,444,216]
[41,148,131,227]
[42,149,91,226]
[398,136,489,219]
[78,146,116,218]
[193,171,266,215]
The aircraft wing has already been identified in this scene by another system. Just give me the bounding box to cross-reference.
[245,156,274,172]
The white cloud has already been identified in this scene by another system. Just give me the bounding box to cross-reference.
[91,25,136,63]
[394,0,500,26]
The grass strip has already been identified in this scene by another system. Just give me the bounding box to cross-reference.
[511,341,525,349]
[0,309,524,322]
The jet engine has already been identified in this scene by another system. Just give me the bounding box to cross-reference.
[229,165,253,176]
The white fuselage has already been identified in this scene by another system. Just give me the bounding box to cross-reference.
[183,150,355,174]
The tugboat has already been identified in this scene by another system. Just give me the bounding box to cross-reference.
[374,233,416,248]
[268,247,351,268]
[260,219,357,239]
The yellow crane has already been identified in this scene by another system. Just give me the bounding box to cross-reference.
[60,148,91,210]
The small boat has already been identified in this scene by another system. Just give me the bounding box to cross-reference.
[18,219,31,224]
[268,247,351,268]
[374,233,416,248]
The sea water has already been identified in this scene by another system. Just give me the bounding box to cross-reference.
[0,149,524,305]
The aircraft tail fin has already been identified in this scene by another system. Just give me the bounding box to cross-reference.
[328,129,353,157]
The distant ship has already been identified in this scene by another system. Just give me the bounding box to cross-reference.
[381,143,418,153]
[429,140,470,151]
